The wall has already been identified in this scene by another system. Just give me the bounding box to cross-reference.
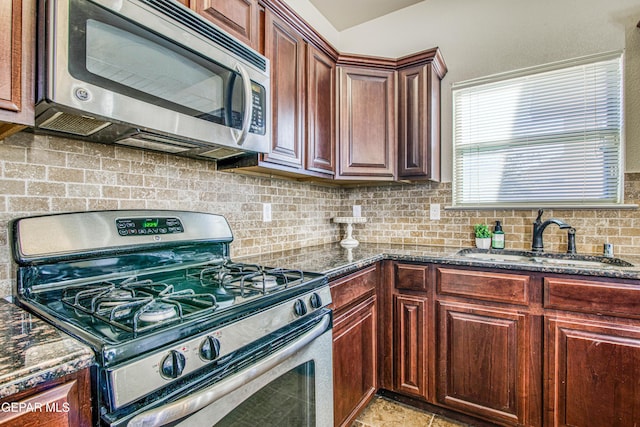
[0,132,344,297]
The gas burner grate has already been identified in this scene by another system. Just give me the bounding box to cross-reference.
[190,261,305,297]
[61,279,218,334]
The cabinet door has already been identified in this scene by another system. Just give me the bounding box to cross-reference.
[394,294,429,400]
[398,63,440,181]
[333,294,377,427]
[191,0,258,49]
[437,302,532,426]
[263,10,305,169]
[546,317,640,427]
[306,45,335,175]
[0,0,35,138]
[337,67,396,180]
[0,369,91,426]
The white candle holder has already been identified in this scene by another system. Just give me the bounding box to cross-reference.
[333,217,367,248]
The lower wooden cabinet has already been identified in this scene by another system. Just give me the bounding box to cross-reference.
[436,302,534,426]
[338,261,640,427]
[333,294,377,427]
[330,265,379,427]
[545,316,640,427]
[394,294,429,400]
[0,368,92,426]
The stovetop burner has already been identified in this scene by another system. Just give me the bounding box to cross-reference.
[193,262,305,297]
[60,280,218,334]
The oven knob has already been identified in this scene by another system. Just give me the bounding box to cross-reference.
[200,336,221,361]
[160,350,186,379]
[309,293,322,309]
[294,299,307,317]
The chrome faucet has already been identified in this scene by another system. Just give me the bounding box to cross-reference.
[532,209,571,252]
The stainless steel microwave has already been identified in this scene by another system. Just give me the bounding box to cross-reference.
[35,0,270,159]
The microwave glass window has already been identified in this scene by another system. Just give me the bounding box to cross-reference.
[85,19,228,124]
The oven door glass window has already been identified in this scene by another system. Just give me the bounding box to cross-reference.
[66,0,245,129]
[216,362,316,426]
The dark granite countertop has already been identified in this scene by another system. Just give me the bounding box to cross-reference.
[0,299,94,399]
[239,242,640,281]
[3,241,639,401]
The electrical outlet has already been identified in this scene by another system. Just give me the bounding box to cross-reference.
[353,205,362,217]
[263,203,272,222]
[429,203,441,220]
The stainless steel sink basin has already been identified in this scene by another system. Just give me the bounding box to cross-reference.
[456,249,634,268]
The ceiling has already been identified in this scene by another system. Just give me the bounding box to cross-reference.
[308,0,425,31]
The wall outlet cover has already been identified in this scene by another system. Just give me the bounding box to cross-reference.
[263,203,272,222]
[430,203,441,220]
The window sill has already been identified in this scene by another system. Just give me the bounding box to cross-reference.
[446,204,638,210]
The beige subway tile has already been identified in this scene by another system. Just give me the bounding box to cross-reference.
[48,167,83,183]
[27,182,65,197]
[9,196,50,212]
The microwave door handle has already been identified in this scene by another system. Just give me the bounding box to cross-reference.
[126,313,331,427]
[233,64,253,146]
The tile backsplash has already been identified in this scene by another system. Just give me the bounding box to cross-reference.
[346,178,640,257]
[1,131,640,296]
[0,132,343,296]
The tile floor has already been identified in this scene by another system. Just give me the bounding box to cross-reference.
[353,396,470,427]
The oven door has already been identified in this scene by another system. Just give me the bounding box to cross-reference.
[125,310,333,427]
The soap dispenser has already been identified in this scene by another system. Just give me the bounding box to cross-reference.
[492,221,505,249]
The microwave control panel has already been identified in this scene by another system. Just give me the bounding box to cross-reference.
[249,83,266,135]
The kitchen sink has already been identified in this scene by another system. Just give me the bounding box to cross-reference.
[456,248,634,268]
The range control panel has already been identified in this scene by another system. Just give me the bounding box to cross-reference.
[116,217,184,236]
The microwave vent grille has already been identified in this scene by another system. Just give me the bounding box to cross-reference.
[141,0,267,72]
[38,112,111,136]
[199,147,243,159]
[115,132,200,154]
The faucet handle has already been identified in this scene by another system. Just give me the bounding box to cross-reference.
[567,228,576,254]
[535,209,544,223]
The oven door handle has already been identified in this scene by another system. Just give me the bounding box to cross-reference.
[127,313,331,427]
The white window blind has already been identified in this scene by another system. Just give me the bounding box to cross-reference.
[452,52,623,208]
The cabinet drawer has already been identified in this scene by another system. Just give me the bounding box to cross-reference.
[395,263,429,291]
[544,277,640,318]
[436,267,530,305]
[330,264,378,312]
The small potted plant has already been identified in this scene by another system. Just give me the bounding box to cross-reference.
[474,224,491,249]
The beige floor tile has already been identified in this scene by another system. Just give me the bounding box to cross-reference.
[353,396,470,427]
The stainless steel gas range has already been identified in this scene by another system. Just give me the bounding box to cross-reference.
[10,210,333,426]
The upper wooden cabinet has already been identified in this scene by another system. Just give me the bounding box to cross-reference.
[306,45,336,176]
[189,0,260,50]
[0,0,35,139]
[335,49,447,183]
[217,2,337,178]
[262,9,306,169]
[336,64,397,180]
[397,48,447,181]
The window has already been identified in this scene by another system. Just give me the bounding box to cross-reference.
[452,52,623,208]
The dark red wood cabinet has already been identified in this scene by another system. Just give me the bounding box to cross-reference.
[330,265,379,427]
[0,369,92,427]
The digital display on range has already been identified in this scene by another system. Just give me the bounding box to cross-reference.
[116,217,184,236]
